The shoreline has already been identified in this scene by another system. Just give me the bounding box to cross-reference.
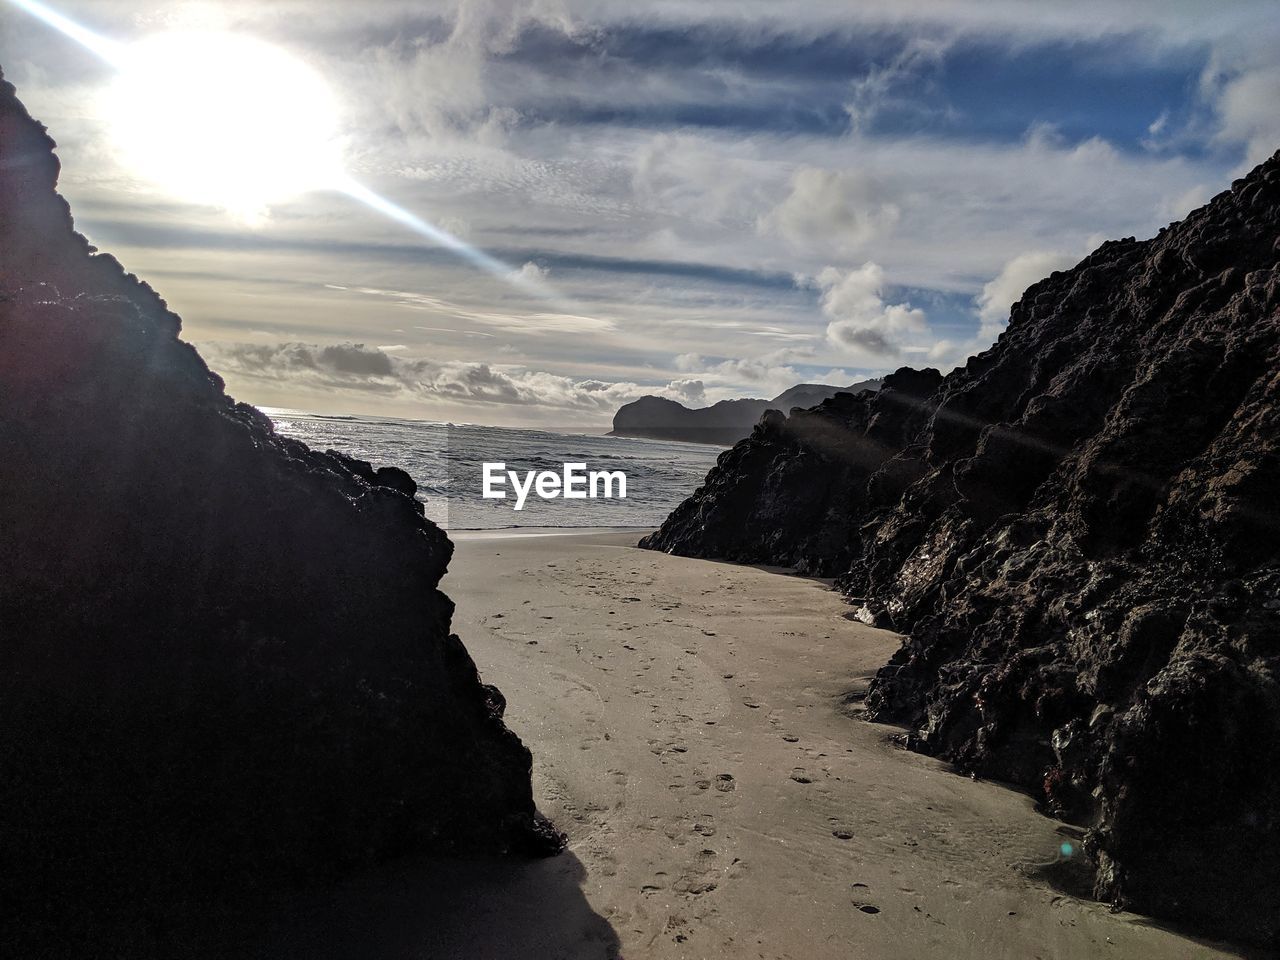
[449,525,651,540]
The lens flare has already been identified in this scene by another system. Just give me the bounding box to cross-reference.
[336,177,537,286]
[5,0,546,292]
[6,0,125,65]
[108,31,342,221]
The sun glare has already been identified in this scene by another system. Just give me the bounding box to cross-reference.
[10,0,552,289]
[106,31,342,221]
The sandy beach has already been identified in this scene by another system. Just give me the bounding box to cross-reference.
[8,8,1278,950]
[173,529,1253,959]
[439,530,1250,960]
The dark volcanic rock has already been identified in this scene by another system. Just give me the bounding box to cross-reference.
[639,369,939,574]
[0,71,560,944]
[644,151,1280,944]
[610,379,881,445]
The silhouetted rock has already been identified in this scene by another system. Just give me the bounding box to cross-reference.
[640,371,938,573]
[644,150,1280,945]
[610,379,881,445]
[0,69,561,948]
[325,448,420,499]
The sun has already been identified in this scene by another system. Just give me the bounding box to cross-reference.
[105,31,342,221]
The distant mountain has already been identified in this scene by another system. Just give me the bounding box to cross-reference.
[610,380,882,445]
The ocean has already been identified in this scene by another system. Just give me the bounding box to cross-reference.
[264,409,722,530]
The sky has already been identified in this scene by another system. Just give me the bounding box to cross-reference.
[2,0,1278,427]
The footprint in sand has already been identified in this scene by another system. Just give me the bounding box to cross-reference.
[591,851,619,878]
[782,734,799,743]
[852,902,880,914]
[790,769,813,784]
[714,774,736,792]
[662,822,689,842]
[673,869,718,896]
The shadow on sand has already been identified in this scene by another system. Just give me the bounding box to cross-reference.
[126,851,620,960]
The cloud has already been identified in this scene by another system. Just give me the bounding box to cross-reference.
[318,342,396,375]
[1208,64,1280,169]
[6,0,1273,424]
[676,353,781,383]
[350,0,578,144]
[760,168,901,253]
[673,352,806,397]
[200,340,703,413]
[845,36,952,134]
[514,260,549,282]
[213,342,399,381]
[631,133,771,226]
[330,284,615,335]
[665,378,706,405]
[975,250,1079,341]
[814,263,927,359]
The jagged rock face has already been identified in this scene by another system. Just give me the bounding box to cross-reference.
[644,151,1280,944]
[0,71,559,934]
[639,372,937,574]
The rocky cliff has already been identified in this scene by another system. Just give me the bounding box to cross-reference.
[610,379,881,445]
[643,152,1280,945]
[0,71,559,946]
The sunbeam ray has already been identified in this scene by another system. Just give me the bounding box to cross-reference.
[6,0,125,65]
[5,0,551,298]
[335,176,549,294]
